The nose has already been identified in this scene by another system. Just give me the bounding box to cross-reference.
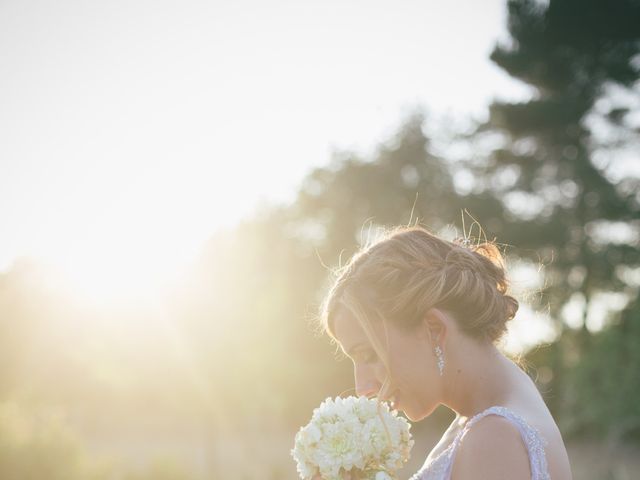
[354,364,381,398]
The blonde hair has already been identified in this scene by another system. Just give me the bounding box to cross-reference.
[319,224,520,398]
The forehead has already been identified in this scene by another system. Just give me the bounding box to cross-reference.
[332,308,370,350]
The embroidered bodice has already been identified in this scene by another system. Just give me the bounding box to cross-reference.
[410,405,551,480]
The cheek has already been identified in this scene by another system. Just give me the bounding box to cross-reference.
[357,362,388,391]
[395,344,426,377]
[391,345,433,396]
[373,362,388,380]
[354,362,383,386]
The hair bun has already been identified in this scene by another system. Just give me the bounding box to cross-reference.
[320,225,520,345]
[442,247,481,272]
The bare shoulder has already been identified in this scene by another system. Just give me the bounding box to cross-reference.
[451,415,531,480]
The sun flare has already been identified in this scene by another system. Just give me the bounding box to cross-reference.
[40,215,202,307]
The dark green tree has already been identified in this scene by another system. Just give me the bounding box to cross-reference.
[562,294,640,441]
[475,0,640,321]
[467,0,640,430]
[292,110,506,260]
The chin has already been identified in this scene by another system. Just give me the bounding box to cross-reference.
[401,402,436,422]
[404,410,427,422]
[397,402,418,421]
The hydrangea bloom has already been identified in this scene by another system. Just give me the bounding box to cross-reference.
[291,396,414,480]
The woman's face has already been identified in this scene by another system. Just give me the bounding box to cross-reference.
[332,308,443,422]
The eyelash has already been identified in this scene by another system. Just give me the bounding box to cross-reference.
[354,350,377,364]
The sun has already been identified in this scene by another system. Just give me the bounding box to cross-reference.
[40,215,203,308]
[53,250,172,306]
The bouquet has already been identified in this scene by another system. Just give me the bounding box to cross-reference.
[291,396,414,480]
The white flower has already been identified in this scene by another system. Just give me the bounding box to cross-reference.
[291,396,414,480]
[375,472,393,480]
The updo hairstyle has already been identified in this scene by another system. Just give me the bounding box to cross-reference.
[320,225,519,346]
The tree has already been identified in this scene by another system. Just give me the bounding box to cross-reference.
[292,110,506,257]
[475,0,640,323]
[469,0,640,428]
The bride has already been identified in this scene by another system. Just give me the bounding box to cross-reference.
[316,225,572,479]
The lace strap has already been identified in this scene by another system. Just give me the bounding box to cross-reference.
[448,406,551,480]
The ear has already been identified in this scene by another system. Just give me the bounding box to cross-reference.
[419,308,449,348]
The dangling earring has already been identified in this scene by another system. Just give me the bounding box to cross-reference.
[434,345,445,376]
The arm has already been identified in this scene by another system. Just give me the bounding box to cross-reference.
[451,415,531,480]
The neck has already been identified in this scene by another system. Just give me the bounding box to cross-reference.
[441,337,518,422]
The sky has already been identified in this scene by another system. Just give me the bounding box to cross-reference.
[0,0,532,287]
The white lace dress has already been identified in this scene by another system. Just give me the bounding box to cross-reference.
[410,405,551,480]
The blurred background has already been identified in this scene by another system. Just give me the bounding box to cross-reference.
[1,0,639,478]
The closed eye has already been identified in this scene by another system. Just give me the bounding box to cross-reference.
[352,349,377,364]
